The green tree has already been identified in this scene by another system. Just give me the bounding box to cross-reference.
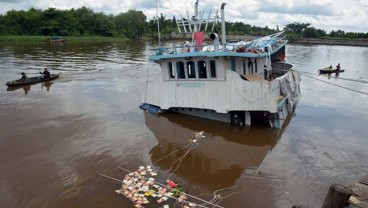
[330,30,345,37]
[2,10,27,35]
[115,10,146,39]
[284,22,311,34]
[75,7,95,36]
[304,27,318,38]
[94,12,115,36]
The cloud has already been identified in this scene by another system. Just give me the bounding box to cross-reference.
[258,1,334,16]
[0,0,23,2]
[0,0,367,32]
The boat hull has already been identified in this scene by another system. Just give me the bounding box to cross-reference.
[5,74,59,86]
[319,69,345,74]
[141,66,301,128]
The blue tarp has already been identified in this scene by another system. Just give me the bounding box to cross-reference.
[139,103,161,114]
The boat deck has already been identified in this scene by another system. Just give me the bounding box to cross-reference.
[241,74,268,82]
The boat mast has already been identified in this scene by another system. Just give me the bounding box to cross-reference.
[194,0,199,32]
[156,0,161,45]
[221,3,226,47]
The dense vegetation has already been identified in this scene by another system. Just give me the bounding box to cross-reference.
[283,22,368,39]
[0,7,367,40]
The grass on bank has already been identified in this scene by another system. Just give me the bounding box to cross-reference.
[0,35,130,42]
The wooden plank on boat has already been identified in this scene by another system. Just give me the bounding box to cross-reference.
[241,74,268,82]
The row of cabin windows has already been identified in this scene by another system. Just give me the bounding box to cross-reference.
[168,60,217,79]
[231,58,258,74]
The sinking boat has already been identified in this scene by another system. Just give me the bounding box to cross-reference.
[140,1,301,128]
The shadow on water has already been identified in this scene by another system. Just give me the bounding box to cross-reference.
[145,111,294,193]
[7,81,54,94]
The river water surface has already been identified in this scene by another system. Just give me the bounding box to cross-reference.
[0,41,367,208]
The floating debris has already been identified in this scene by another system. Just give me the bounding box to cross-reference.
[115,165,191,208]
[100,131,224,208]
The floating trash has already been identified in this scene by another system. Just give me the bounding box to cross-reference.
[115,165,191,208]
[102,131,224,208]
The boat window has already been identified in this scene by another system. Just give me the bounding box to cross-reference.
[187,61,196,79]
[255,60,258,73]
[198,60,207,79]
[210,60,217,78]
[176,61,185,79]
[168,62,175,79]
[231,58,236,72]
[248,58,253,73]
[242,61,246,74]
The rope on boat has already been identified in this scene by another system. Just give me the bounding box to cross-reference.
[152,140,196,165]
[143,59,152,103]
[153,132,203,179]
[164,141,199,179]
[198,185,249,207]
[255,149,271,175]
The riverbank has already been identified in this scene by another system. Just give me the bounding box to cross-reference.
[289,38,368,47]
[2,34,368,47]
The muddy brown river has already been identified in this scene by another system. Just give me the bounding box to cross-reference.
[0,41,367,208]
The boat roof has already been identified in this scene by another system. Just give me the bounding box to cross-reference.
[150,40,287,61]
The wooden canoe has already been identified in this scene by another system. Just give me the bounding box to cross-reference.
[5,74,59,86]
[318,69,345,74]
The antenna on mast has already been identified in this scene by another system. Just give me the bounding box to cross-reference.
[175,0,219,34]
[156,0,161,46]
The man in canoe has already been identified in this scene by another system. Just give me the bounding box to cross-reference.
[336,63,341,71]
[20,72,29,82]
[325,65,333,70]
[40,68,51,79]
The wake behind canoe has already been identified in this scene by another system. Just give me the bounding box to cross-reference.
[5,74,59,86]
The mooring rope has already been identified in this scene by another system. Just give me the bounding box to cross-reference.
[301,72,368,95]
[165,141,199,179]
[153,141,196,165]
[198,186,249,207]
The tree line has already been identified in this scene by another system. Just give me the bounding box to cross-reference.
[0,7,367,40]
[284,22,368,39]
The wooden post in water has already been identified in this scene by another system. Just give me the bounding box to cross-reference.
[322,184,353,208]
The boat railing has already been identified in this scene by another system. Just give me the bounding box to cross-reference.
[156,40,285,56]
[155,38,287,56]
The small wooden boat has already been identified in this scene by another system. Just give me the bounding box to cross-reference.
[5,74,59,86]
[45,36,64,42]
[318,69,345,74]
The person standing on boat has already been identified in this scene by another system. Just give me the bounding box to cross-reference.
[193,31,205,51]
[40,68,50,79]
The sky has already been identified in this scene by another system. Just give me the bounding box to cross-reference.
[0,0,367,33]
